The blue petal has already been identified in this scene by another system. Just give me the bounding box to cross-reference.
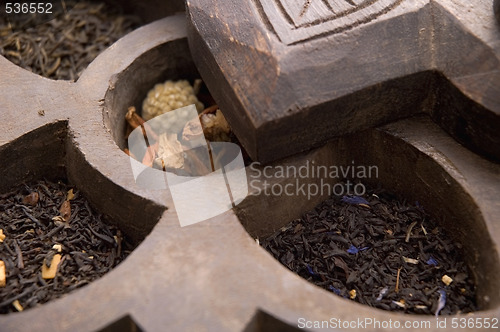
[329,285,341,295]
[341,196,370,205]
[376,286,389,301]
[426,257,438,266]
[306,265,315,275]
[347,245,359,254]
[435,290,447,317]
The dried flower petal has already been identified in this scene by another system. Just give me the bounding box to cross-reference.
[66,189,75,201]
[349,289,357,299]
[376,286,388,301]
[142,80,204,121]
[435,289,446,317]
[0,229,5,242]
[329,285,341,295]
[347,245,359,254]
[154,133,185,170]
[426,256,438,266]
[341,196,370,205]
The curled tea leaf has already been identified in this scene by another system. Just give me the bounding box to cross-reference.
[22,192,39,206]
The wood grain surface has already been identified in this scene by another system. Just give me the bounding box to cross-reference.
[187,0,500,163]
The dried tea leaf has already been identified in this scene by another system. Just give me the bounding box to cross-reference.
[0,261,5,287]
[66,189,75,201]
[22,192,39,206]
[333,257,350,278]
[182,116,204,142]
[42,254,62,279]
[59,201,71,222]
[405,221,418,242]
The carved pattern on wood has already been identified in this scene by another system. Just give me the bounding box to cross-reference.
[256,0,403,44]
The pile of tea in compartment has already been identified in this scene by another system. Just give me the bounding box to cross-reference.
[0,179,133,313]
[261,184,477,316]
[0,1,142,80]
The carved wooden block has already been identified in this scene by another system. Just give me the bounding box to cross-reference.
[187,0,500,163]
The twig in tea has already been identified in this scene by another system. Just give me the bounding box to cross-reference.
[395,267,401,293]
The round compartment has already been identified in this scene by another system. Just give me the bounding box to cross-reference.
[102,35,200,151]
[235,116,500,317]
[0,122,146,314]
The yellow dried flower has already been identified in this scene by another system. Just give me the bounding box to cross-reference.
[142,80,204,120]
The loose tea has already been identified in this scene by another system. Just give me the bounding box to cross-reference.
[0,1,141,81]
[0,179,133,314]
[261,185,477,315]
